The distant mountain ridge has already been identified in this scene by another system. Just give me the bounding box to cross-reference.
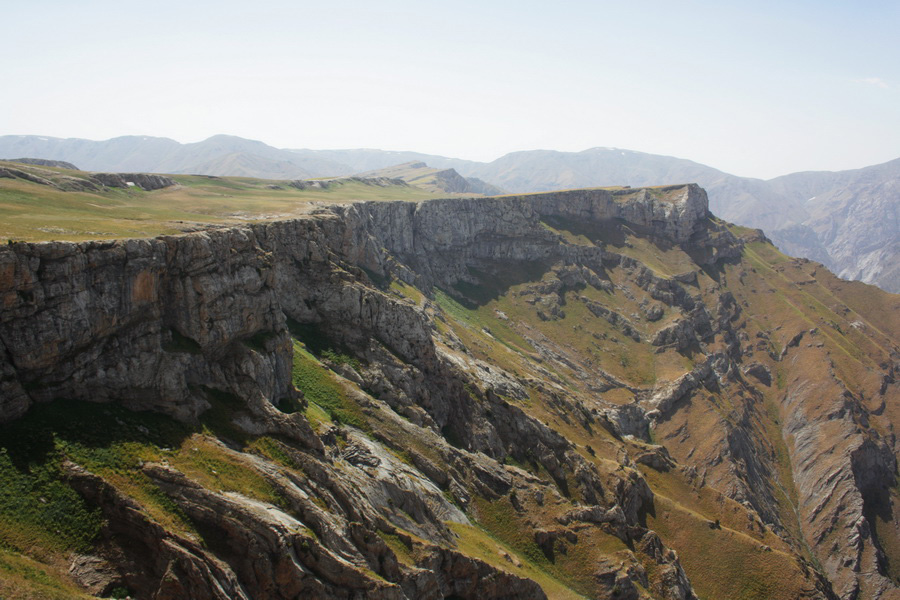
[766,159,900,290]
[0,134,351,179]
[285,148,482,175]
[1,134,897,292]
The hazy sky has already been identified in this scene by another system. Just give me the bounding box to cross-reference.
[3,0,898,178]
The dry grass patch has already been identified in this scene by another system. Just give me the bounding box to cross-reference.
[0,549,97,600]
[647,495,809,600]
[170,435,286,507]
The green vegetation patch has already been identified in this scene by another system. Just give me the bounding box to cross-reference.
[0,547,96,600]
[389,279,425,304]
[452,261,552,307]
[471,495,602,597]
[0,399,191,553]
[287,319,361,372]
[246,436,303,472]
[292,340,369,430]
[448,521,586,600]
[0,391,304,562]
[376,530,415,565]
[0,166,441,243]
[0,449,101,553]
[169,436,287,508]
[433,288,535,356]
[473,496,547,567]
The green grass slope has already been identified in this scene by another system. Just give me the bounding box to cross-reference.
[0,161,439,242]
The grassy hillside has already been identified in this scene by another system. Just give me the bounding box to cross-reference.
[355,161,503,195]
[0,161,439,242]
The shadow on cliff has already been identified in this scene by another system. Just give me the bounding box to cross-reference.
[0,398,195,552]
[862,482,900,582]
[0,387,270,482]
[443,259,557,308]
[0,389,284,545]
[0,399,193,473]
[541,215,629,247]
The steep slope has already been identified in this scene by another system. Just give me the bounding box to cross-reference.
[355,161,504,195]
[1,184,897,599]
[767,159,900,292]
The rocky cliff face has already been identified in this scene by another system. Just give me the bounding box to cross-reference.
[0,185,708,425]
[804,178,900,293]
[7,134,895,293]
[0,230,293,426]
[0,183,897,600]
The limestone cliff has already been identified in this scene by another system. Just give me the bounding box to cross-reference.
[0,185,708,426]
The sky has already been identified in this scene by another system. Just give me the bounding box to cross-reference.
[3,0,899,179]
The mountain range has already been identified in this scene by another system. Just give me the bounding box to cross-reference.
[1,134,897,292]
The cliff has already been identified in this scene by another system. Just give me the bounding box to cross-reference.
[0,185,709,425]
[0,183,897,600]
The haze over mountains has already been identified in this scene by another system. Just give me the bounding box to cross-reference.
[2,133,897,292]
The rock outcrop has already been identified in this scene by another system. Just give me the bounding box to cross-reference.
[0,160,176,192]
[91,172,176,190]
[8,157,80,170]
